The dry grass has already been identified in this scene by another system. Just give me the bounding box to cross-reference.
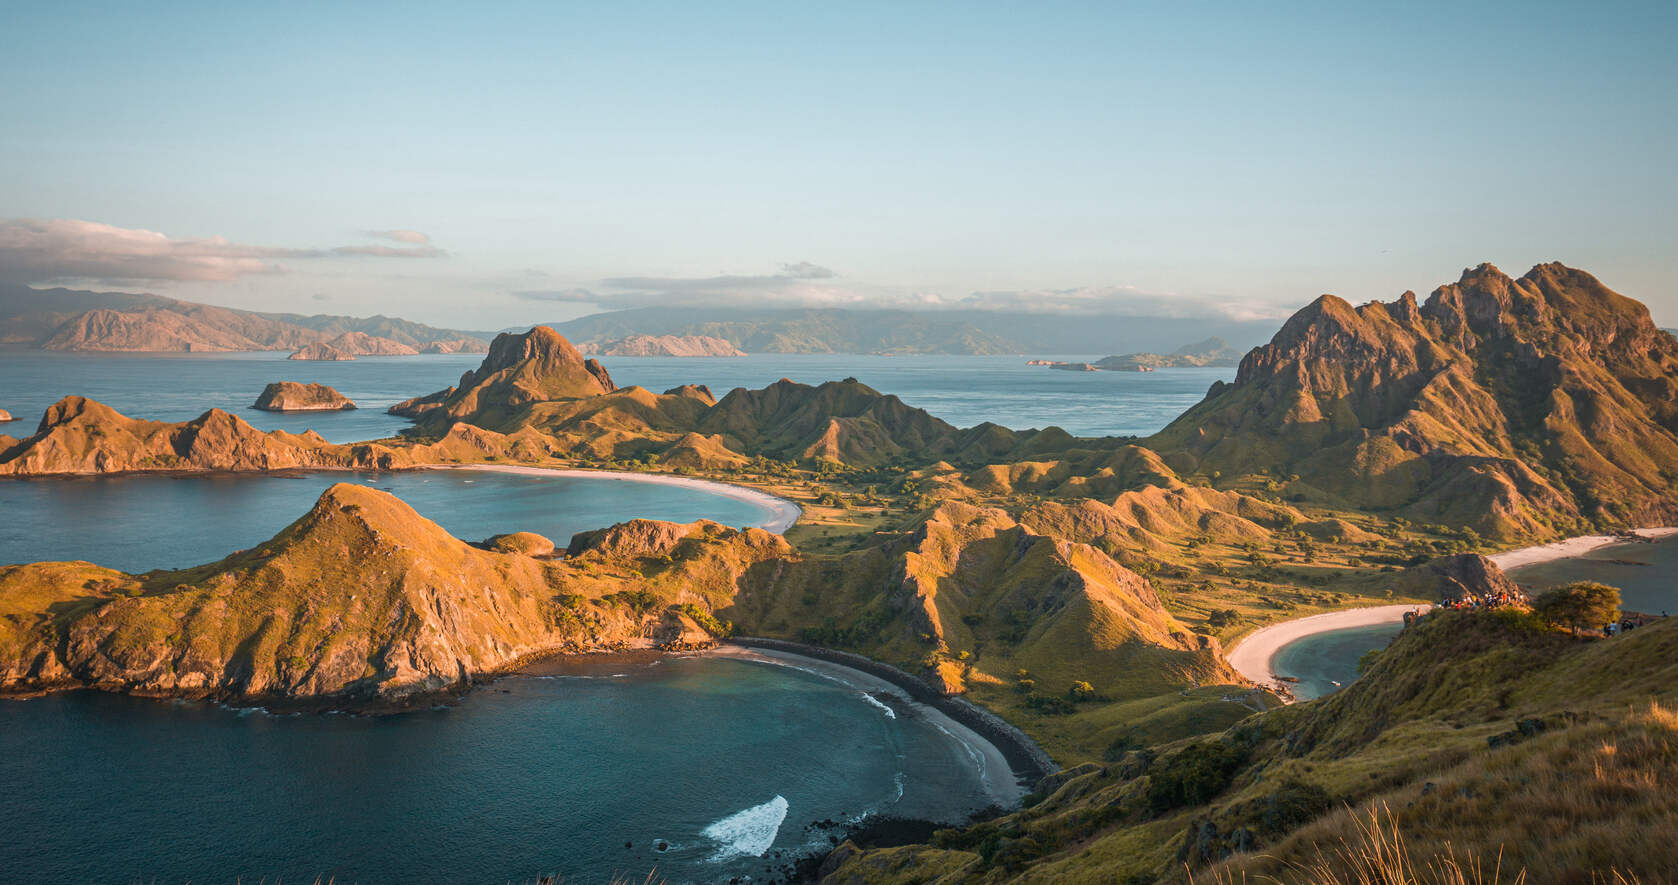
[1208,702,1678,884]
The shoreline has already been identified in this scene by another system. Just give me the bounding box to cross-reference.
[1226,604,1429,698]
[423,463,803,534]
[721,637,1058,792]
[1487,527,1678,572]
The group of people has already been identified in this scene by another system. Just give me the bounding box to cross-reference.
[1605,612,1667,635]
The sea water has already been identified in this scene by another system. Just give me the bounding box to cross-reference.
[0,351,1231,442]
[0,654,999,883]
[1268,622,1407,701]
[1505,535,1678,615]
[0,468,784,571]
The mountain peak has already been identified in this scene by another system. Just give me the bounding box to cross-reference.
[390,326,615,429]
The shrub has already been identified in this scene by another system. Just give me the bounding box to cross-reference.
[1532,581,1621,634]
[1146,739,1251,813]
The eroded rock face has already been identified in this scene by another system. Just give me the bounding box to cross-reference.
[288,343,355,361]
[390,326,615,426]
[253,382,357,412]
[1152,263,1678,538]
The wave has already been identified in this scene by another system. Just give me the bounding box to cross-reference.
[702,794,789,861]
[857,691,897,719]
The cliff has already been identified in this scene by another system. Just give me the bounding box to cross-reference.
[580,334,745,357]
[252,382,357,412]
[1150,263,1678,538]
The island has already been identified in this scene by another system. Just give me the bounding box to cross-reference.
[287,343,355,361]
[252,381,358,412]
[4,261,1677,882]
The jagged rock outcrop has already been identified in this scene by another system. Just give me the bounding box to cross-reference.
[0,485,771,703]
[580,334,745,357]
[1152,263,1678,538]
[288,343,355,361]
[0,397,410,475]
[252,382,358,412]
[390,326,615,427]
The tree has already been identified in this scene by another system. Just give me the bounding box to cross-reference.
[1532,581,1621,635]
[1068,680,1095,700]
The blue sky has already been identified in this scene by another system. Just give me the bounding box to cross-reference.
[2,0,1674,328]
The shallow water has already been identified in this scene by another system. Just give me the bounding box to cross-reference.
[1505,535,1678,616]
[0,468,783,571]
[0,655,999,883]
[0,351,1230,441]
[1269,622,1406,701]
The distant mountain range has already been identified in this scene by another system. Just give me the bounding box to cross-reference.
[548,306,1279,355]
[0,284,489,353]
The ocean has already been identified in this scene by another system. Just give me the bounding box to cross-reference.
[0,351,1231,442]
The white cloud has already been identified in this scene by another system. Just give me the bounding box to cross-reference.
[0,218,445,285]
[515,262,1289,320]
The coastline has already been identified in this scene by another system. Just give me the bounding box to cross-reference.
[1226,604,1429,698]
[1486,527,1678,571]
[425,463,803,534]
[720,638,1058,794]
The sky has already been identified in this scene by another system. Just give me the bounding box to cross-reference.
[2,0,1675,330]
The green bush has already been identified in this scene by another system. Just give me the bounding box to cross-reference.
[1146,739,1250,813]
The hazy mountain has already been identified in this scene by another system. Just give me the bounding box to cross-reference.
[0,283,488,353]
[547,307,1278,355]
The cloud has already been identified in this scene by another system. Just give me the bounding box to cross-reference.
[0,218,445,285]
[525,262,1287,321]
[365,229,432,245]
[510,287,601,303]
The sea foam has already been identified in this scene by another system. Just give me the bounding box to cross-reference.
[703,794,789,860]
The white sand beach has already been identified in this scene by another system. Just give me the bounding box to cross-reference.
[425,464,803,533]
[1487,527,1678,571]
[1227,604,1430,697]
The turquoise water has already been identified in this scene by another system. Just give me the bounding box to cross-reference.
[1505,535,1678,616]
[1269,622,1406,701]
[0,468,782,571]
[0,654,999,883]
[0,351,1231,441]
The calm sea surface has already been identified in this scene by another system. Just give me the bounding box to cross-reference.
[1505,535,1678,615]
[0,468,781,571]
[0,655,999,883]
[1269,623,1406,701]
[0,351,1230,442]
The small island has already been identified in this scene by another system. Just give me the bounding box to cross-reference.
[0,409,13,422]
[252,381,358,412]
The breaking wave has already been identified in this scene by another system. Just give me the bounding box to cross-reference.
[703,794,789,861]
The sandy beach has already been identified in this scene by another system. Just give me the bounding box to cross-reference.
[1487,527,1678,571]
[424,463,803,533]
[1227,604,1430,697]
